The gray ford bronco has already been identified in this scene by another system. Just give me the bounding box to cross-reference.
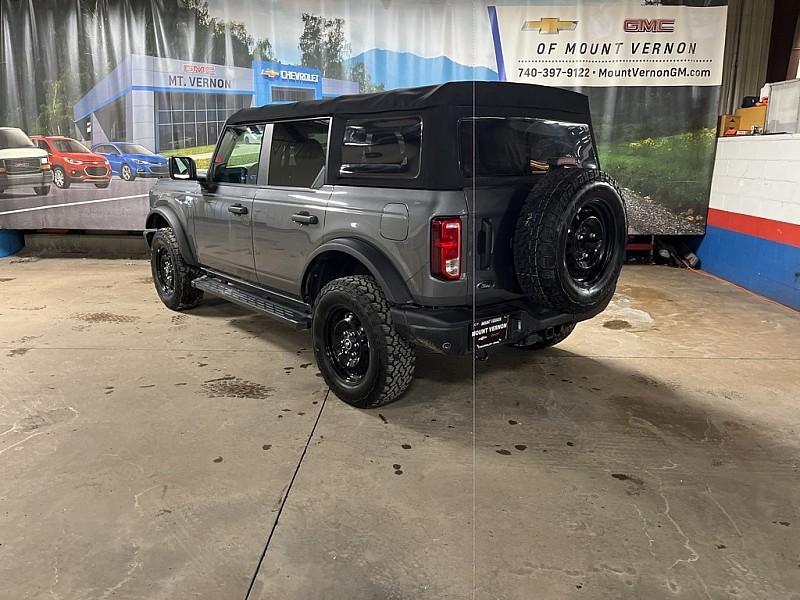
[145,82,627,408]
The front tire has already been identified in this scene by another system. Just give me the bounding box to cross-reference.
[33,186,50,196]
[313,276,415,408]
[95,181,110,189]
[52,167,70,189]
[150,228,203,310]
[120,164,135,181]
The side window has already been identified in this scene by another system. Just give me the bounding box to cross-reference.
[36,140,51,152]
[103,145,120,156]
[268,119,329,188]
[340,116,421,178]
[211,124,265,185]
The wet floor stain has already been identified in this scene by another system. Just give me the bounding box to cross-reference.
[514,445,527,451]
[772,520,791,527]
[6,348,29,357]
[201,376,274,399]
[611,473,645,495]
[604,319,632,330]
[74,312,139,324]
[496,449,512,456]
[0,278,15,282]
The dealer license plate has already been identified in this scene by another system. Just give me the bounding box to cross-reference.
[472,315,510,349]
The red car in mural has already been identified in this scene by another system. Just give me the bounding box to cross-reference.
[31,136,111,189]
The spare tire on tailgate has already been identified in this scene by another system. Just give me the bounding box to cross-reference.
[513,169,627,314]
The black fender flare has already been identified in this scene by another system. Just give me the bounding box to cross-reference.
[303,238,413,305]
[144,206,197,266]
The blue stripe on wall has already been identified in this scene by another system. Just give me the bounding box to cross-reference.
[696,225,800,309]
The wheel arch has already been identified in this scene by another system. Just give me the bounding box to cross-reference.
[302,239,413,306]
[144,207,197,266]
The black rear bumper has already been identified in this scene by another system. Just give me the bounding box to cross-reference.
[391,299,605,355]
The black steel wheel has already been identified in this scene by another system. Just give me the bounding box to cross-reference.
[565,198,615,287]
[514,169,627,314]
[313,275,415,408]
[149,227,203,311]
[324,308,371,385]
[154,246,175,296]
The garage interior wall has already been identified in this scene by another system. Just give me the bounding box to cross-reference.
[719,0,775,113]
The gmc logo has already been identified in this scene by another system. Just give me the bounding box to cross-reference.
[624,18,675,33]
[182,64,216,75]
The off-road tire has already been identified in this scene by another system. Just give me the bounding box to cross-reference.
[53,167,70,189]
[150,227,203,311]
[313,275,415,408]
[513,168,627,314]
[33,185,50,196]
[514,322,576,350]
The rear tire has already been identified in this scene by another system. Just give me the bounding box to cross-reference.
[33,186,50,196]
[514,169,627,314]
[514,322,575,350]
[313,275,415,408]
[150,227,203,310]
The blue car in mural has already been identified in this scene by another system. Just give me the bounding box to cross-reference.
[90,142,169,182]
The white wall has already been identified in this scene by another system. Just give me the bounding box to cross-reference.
[710,134,800,226]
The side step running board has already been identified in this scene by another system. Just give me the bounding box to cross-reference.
[192,275,311,330]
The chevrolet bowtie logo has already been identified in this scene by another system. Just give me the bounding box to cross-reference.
[262,68,279,78]
[522,18,578,34]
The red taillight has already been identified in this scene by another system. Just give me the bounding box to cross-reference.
[431,217,462,280]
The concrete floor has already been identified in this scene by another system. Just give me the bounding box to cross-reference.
[0,259,798,600]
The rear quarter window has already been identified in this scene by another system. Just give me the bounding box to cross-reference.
[460,117,597,177]
[340,117,422,178]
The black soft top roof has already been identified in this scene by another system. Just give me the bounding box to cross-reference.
[228,81,590,124]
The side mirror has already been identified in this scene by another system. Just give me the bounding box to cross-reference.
[169,156,197,181]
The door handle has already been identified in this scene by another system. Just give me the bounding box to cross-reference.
[291,211,318,225]
[228,204,248,215]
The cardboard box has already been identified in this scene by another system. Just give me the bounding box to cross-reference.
[734,105,767,132]
[718,114,740,135]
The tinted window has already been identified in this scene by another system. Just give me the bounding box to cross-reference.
[340,117,421,178]
[96,145,118,155]
[212,124,265,185]
[0,129,34,150]
[460,118,597,177]
[51,139,91,153]
[268,119,329,188]
[36,140,51,152]
[118,143,154,155]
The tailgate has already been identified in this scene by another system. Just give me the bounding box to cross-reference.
[463,181,536,306]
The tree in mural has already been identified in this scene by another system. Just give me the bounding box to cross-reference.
[299,13,350,79]
[38,80,75,136]
[349,62,384,94]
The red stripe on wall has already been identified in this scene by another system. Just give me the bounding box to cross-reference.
[706,208,800,248]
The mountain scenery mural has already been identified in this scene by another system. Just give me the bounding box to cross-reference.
[347,49,498,90]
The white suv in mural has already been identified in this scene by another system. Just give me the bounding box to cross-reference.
[0,127,52,196]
